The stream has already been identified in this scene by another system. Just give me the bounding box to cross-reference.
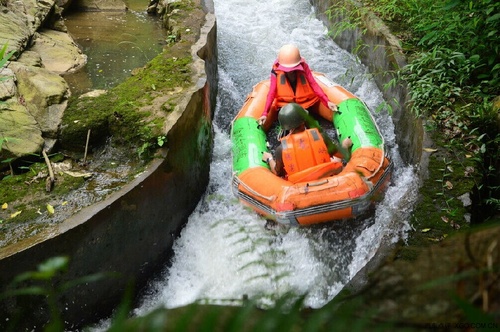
[129,0,419,316]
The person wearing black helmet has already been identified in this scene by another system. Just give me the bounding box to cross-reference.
[262,103,352,178]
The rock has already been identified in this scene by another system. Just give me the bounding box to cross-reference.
[457,193,471,207]
[29,29,87,74]
[80,89,108,98]
[0,0,128,165]
[0,100,44,158]
[16,50,44,67]
[0,0,56,56]
[75,0,128,11]
[0,9,31,58]
[0,67,16,100]
[9,61,70,139]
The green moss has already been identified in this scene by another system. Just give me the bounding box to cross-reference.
[51,175,85,196]
[60,54,193,157]
[0,158,86,226]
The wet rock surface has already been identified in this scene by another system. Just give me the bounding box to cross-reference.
[0,0,86,160]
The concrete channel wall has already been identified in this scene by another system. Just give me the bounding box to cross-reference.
[0,11,218,330]
[310,0,425,165]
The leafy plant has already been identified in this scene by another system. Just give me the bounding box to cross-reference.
[157,135,166,147]
[166,33,178,44]
[325,0,368,39]
[399,48,480,117]
[0,43,15,69]
[361,0,500,94]
[349,0,500,220]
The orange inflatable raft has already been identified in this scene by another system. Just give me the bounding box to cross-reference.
[231,73,392,226]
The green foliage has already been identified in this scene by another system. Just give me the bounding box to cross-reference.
[362,0,500,93]
[466,100,500,220]
[157,135,166,147]
[166,33,178,44]
[0,43,15,69]
[412,0,500,90]
[400,48,481,117]
[325,1,367,39]
[112,294,396,332]
[352,0,500,218]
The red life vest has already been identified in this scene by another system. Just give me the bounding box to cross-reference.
[281,128,331,176]
[274,64,320,109]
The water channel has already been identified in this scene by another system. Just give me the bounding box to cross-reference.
[61,0,422,328]
[129,0,419,316]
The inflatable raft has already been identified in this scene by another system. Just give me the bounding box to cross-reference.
[231,73,392,226]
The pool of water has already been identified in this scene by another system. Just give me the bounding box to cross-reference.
[63,0,167,95]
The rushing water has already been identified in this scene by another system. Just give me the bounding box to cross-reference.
[127,0,419,316]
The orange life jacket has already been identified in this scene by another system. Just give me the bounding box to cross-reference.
[274,64,320,109]
[281,128,333,179]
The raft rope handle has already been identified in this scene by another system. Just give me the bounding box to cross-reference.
[236,175,277,202]
[359,99,386,181]
[306,179,329,187]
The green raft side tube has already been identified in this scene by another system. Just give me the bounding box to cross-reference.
[231,117,269,175]
[334,98,384,152]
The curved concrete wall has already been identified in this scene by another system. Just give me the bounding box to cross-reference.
[310,0,425,165]
[0,11,218,330]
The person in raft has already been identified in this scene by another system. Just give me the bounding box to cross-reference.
[257,44,338,126]
[262,103,352,180]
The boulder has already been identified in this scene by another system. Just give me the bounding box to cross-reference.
[0,0,91,162]
[0,67,16,100]
[0,9,31,58]
[0,100,44,158]
[9,61,71,139]
[73,0,127,11]
[29,29,87,74]
[0,67,44,159]
[0,0,57,56]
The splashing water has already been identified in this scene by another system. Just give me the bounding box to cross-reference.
[134,0,417,315]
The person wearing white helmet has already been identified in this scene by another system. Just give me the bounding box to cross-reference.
[258,44,338,126]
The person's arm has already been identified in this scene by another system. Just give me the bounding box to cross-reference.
[339,137,353,161]
[327,136,352,161]
[262,146,285,177]
[303,62,336,110]
[262,151,277,175]
[258,71,278,125]
[262,70,278,117]
[274,146,285,177]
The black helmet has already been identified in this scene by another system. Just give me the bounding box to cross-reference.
[278,103,307,130]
